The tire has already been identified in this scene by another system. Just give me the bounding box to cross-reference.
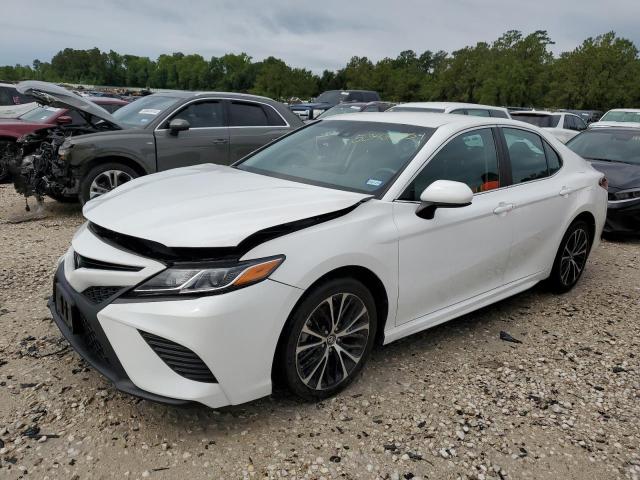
[277,277,377,401]
[79,162,138,204]
[548,220,592,293]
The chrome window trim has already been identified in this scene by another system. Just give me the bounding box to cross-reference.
[154,97,290,132]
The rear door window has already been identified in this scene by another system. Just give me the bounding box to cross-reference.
[466,109,491,117]
[489,109,509,119]
[229,101,269,126]
[503,128,550,183]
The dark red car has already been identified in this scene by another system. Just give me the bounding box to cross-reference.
[0,97,127,180]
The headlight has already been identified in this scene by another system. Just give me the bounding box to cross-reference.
[609,189,640,202]
[131,255,284,297]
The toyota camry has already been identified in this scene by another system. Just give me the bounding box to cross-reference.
[50,113,607,407]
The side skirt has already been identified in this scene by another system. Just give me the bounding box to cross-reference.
[382,272,544,345]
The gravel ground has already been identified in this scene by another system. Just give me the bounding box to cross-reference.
[1,183,639,480]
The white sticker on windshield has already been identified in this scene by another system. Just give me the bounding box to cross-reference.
[45,107,61,112]
[139,109,161,115]
[366,179,383,187]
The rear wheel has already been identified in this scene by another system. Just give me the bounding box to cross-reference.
[278,278,377,401]
[79,162,138,204]
[548,220,592,293]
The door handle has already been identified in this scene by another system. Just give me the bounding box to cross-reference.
[212,138,228,144]
[493,202,515,215]
[559,186,573,197]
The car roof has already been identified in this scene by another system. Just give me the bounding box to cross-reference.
[604,108,640,113]
[590,121,640,129]
[394,102,506,111]
[0,83,17,88]
[149,90,280,103]
[323,111,517,129]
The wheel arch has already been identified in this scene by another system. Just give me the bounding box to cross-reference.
[271,264,390,384]
[82,155,148,178]
[568,210,597,250]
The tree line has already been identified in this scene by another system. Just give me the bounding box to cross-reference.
[1,30,639,111]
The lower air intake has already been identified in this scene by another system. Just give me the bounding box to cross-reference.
[138,331,217,383]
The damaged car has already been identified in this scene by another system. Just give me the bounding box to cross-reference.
[0,93,127,184]
[3,81,302,204]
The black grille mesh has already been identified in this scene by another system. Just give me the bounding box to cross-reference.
[139,331,217,383]
[82,287,122,304]
[77,313,110,366]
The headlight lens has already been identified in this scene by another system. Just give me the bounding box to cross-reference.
[610,189,640,202]
[132,256,284,297]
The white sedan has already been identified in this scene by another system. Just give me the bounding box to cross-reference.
[50,113,607,407]
[510,110,588,143]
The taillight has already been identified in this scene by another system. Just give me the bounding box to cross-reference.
[599,176,608,191]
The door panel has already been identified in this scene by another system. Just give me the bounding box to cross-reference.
[498,127,575,282]
[394,128,512,325]
[154,100,229,171]
[393,193,512,324]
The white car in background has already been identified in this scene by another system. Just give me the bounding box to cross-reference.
[0,83,37,118]
[597,109,640,124]
[388,102,511,119]
[50,113,607,408]
[510,110,587,143]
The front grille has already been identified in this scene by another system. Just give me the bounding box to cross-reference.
[77,312,110,366]
[82,286,122,304]
[74,252,142,272]
[139,331,217,383]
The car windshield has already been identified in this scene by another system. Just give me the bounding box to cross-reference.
[600,111,640,123]
[567,129,640,165]
[315,91,349,104]
[112,95,179,127]
[387,106,446,113]
[20,106,63,123]
[317,104,364,119]
[512,114,560,128]
[236,120,434,194]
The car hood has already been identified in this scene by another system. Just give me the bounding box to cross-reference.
[589,160,640,192]
[83,163,371,248]
[16,81,125,129]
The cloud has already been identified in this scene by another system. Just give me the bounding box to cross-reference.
[1,0,638,72]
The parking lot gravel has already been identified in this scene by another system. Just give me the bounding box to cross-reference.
[1,183,639,480]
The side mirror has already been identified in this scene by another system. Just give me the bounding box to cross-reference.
[169,118,190,135]
[56,115,73,125]
[416,180,473,219]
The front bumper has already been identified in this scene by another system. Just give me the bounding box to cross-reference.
[50,227,304,408]
[605,198,640,234]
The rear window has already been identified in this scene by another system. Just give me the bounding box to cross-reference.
[512,114,560,128]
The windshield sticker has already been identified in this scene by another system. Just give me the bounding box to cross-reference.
[139,108,161,115]
[44,106,61,112]
[366,179,383,187]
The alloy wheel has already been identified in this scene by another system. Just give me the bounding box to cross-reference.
[89,170,133,199]
[295,293,370,390]
[559,227,589,286]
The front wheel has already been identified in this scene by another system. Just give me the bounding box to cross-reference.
[79,162,138,204]
[548,220,592,293]
[278,278,377,401]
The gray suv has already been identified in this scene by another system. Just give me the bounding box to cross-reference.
[13,82,303,203]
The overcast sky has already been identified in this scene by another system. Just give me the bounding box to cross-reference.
[1,0,639,72]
